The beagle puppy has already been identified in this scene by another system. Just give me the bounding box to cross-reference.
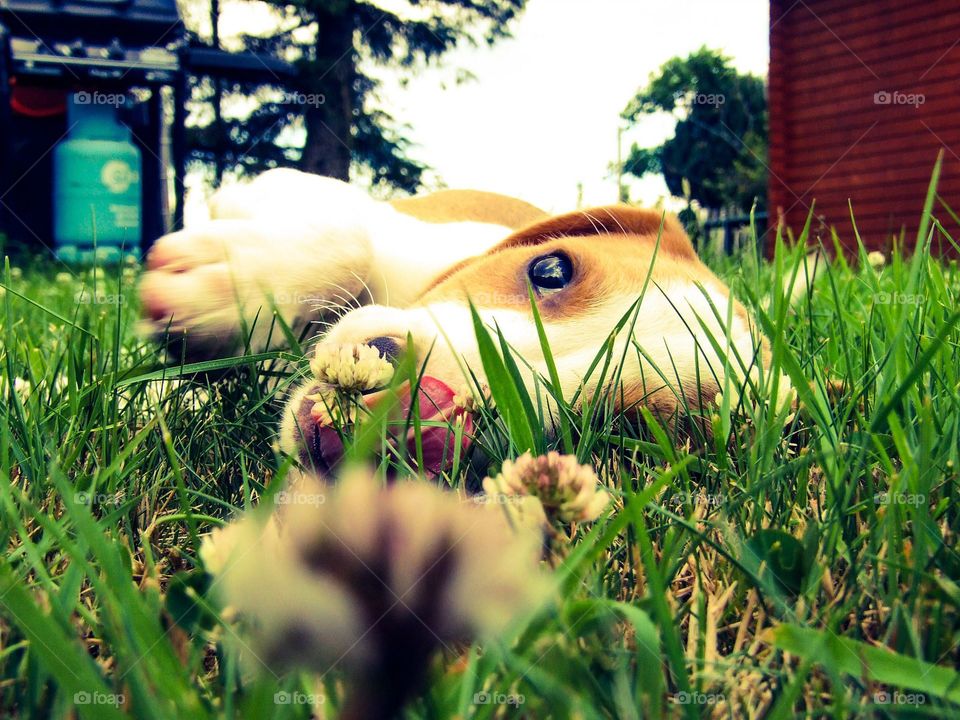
[140,169,764,468]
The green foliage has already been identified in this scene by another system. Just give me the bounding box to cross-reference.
[190,1,527,193]
[621,47,768,213]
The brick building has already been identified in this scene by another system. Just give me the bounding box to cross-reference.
[768,0,960,252]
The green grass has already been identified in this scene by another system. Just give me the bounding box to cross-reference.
[3,186,960,719]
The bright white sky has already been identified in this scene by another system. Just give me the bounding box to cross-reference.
[203,0,770,217]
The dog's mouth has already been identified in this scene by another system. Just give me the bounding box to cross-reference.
[293,376,473,477]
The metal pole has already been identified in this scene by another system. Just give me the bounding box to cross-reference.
[0,28,12,236]
[172,64,187,231]
[616,125,623,203]
[210,0,223,185]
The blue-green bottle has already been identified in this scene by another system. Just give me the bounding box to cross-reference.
[53,94,141,263]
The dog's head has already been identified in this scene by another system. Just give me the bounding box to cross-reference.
[282,206,765,464]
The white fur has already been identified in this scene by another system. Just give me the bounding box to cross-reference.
[140,169,511,349]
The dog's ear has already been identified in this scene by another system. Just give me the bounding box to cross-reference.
[493,206,697,261]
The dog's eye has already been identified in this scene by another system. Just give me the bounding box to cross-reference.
[528,253,573,294]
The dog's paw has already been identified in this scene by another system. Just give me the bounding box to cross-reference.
[139,218,373,359]
[278,368,475,478]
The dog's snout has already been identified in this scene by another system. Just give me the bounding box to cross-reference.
[366,336,403,364]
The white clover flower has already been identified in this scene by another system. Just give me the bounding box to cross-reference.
[118,379,212,416]
[208,468,548,718]
[199,519,280,577]
[867,251,886,269]
[483,451,611,523]
[4,377,32,400]
[198,524,235,576]
[0,376,34,401]
[305,385,361,425]
[482,493,549,534]
[55,272,73,284]
[9,267,22,280]
[452,384,478,412]
[310,343,394,392]
[206,501,365,670]
[452,383,491,412]
[773,378,799,415]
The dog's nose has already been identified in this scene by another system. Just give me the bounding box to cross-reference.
[366,336,403,364]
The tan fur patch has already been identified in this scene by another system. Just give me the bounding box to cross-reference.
[492,206,698,261]
[390,190,547,229]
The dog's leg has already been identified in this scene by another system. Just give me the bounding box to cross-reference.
[139,169,514,359]
[139,170,387,358]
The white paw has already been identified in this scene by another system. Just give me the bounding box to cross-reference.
[139,218,373,358]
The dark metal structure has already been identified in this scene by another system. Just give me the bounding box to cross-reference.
[701,212,768,256]
[0,0,293,252]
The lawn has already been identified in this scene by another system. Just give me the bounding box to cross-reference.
[2,182,960,718]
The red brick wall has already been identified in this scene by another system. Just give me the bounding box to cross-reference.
[768,0,960,253]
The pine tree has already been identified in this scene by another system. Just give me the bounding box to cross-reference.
[187,0,527,194]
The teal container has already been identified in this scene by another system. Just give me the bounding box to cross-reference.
[53,96,141,264]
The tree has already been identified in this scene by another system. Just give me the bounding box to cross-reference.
[189,1,527,194]
[620,47,767,215]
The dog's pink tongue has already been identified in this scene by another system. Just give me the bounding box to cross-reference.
[308,376,472,476]
[403,376,474,476]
